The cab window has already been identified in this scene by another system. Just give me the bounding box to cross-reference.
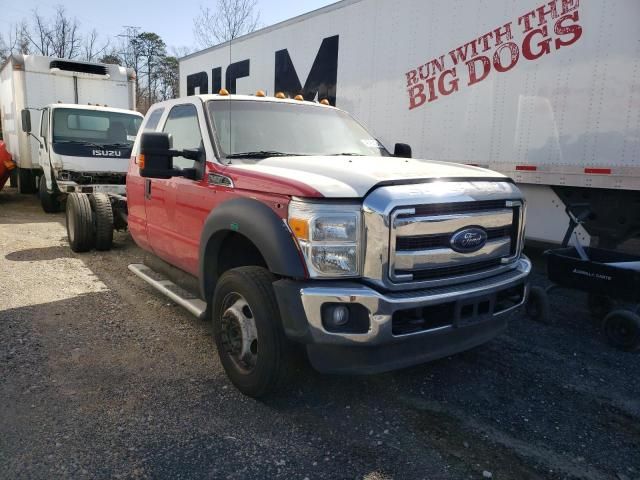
[162,104,202,170]
[144,108,164,131]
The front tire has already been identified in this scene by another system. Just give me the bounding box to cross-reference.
[39,175,61,213]
[17,168,36,194]
[66,193,95,252]
[212,266,295,398]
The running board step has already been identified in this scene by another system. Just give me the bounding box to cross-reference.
[128,263,207,320]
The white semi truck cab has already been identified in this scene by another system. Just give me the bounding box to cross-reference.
[21,104,142,212]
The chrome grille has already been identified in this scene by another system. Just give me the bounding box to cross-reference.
[389,200,523,284]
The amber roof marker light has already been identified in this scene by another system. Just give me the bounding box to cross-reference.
[218,88,230,96]
[275,92,286,99]
[256,90,266,97]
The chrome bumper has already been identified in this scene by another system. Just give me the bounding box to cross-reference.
[294,257,531,346]
[57,181,126,195]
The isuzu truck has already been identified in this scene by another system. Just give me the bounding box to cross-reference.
[0,54,142,211]
[179,0,640,248]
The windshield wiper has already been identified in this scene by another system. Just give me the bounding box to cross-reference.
[100,143,131,148]
[327,152,365,156]
[54,140,104,149]
[225,151,302,159]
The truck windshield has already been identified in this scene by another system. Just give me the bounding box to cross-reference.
[52,108,142,146]
[207,100,389,159]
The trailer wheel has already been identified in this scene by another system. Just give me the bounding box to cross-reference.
[17,168,36,194]
[38,175,61,213]
[526,286,552,324]
[90,193,114,251]
[587,294,614,320]
[212,266,296,398]
[66,193,95,252]
[602,310,640,352]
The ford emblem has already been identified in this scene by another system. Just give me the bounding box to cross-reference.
[450,227,488,253]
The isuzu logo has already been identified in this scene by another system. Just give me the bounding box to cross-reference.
[92,150,122,157]
[450,227,488,253]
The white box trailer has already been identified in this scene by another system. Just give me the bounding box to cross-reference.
[0,54,137,194]
[179,0,640,247]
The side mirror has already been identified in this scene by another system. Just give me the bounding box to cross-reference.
[140,132,176,179]
[139,132,200,180]
[21,109,31,134]
[394,143,412,158]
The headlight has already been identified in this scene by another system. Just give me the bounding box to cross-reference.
[288,200,362,278]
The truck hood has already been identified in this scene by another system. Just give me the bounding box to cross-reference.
[230,155,505,198]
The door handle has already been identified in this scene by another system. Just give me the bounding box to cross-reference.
[145,179,151,199]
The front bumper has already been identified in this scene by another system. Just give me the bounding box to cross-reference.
[57,181,126,195]
[274,256,531,374]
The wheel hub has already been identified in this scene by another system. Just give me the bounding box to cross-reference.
[221,295,258,372]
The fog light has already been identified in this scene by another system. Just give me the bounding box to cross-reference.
[323,305,350,330]
[321,303,370,334]
[331,305,349,326]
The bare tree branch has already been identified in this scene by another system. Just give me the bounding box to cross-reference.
[82,29,110,61]
[22,6,82,59]
[193,0,260,48]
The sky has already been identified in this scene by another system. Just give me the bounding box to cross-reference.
[1,0,336,56]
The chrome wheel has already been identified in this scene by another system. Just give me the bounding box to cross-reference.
[220,293,258,373]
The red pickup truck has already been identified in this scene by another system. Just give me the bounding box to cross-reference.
[65,93,531,397]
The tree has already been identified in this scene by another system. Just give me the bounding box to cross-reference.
[83,29,110,62]
[26,7,82,59]
[131,32,167,110]
[193,0,260,48]
[1,6,109,62]
[99,51,123,66]
[156,56,179,100]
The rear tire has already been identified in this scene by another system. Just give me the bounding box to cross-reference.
[212,266,295,398]
[17,168,36,194]
[602,310,640,352]
[39,175,61,213]
[66,193,95,252]
[526,286,552,324]
[90,193,114,251]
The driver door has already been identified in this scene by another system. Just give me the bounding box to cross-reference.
[145,102,211,274]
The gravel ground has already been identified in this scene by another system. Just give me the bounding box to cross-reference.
[1,187,639,480]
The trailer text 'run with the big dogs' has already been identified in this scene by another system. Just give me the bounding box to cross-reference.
[405,0,583,110]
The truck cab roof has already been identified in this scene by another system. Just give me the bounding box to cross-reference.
[151,93,335,110]
[48,103,143,117]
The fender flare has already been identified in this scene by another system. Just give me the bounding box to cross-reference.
[199,197,306,300]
